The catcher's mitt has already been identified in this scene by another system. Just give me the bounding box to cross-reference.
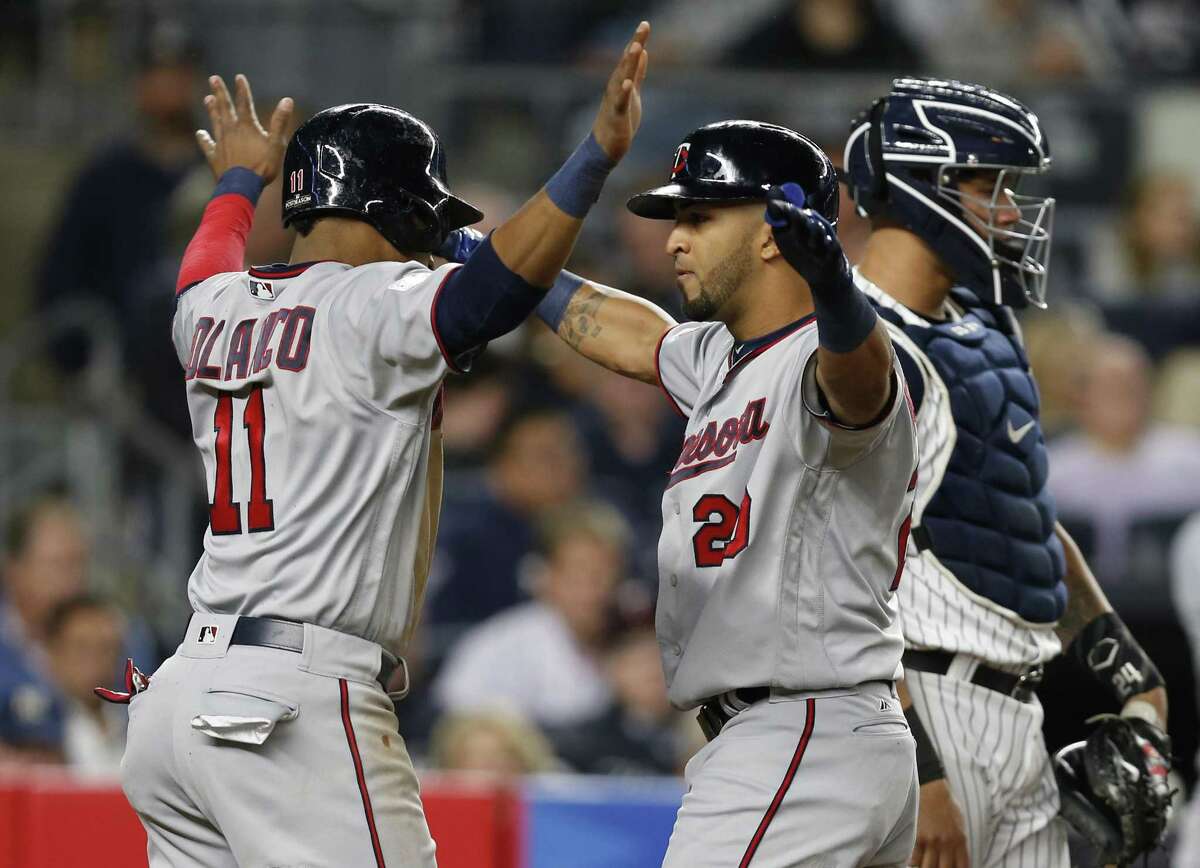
[1053,714,1173,866]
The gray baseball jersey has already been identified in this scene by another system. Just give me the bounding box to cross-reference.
[171,259,459,656]
[654,315,919,710]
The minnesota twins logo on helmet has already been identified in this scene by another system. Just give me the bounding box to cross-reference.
[843,78,1055,309]
[672,143,690,178]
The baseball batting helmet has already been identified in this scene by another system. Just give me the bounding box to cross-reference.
[627,120,839,225]
[843,77,1054,309]
[282,103,483,253]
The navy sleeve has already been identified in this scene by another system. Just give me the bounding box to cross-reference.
[893,341,926,414]
[433,234,544,365]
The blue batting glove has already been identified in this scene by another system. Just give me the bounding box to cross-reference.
[436,227,486,263]
[765,183,850,293]
[764,182,806,228]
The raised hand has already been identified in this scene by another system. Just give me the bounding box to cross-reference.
[591,21,650,164]
[765,182,851,292]
[196,74,294,184]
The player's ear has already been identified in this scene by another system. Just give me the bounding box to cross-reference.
[760,222,782,263]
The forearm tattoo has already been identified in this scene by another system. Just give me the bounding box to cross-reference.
[561,285,606,348]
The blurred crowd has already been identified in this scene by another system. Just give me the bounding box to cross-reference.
[1,1,1199,829]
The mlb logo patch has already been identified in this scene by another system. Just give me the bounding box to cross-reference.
[198,625,219,644]
[250,280,275,300]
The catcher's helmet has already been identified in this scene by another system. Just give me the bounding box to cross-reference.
[628,120,839,225]
[843,78,1054,309]
[282,103,483,253]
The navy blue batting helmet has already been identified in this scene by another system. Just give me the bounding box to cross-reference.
[843,78,1054,308]
[282,104,483,253]
[628,120,839,225]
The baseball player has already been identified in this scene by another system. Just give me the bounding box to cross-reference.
[841,77,1172,868]
[98,22,651,867]
[445,122,923,866]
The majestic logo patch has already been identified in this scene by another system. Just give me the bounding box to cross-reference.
[197,625,219,645]
[671,142,690,178]
[250,280,275,300]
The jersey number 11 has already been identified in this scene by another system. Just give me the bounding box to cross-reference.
[210,385,275,535]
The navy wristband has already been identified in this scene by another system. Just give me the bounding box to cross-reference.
[536,271,585,331]
[213,167,266,205]
[813,269,878,354]
[544,134,614,218]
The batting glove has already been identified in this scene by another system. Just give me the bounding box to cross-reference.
[436,227,486,264]
[95,657,151,704]
[765,183,852,295]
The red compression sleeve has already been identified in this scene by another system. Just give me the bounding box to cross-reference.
[176,168,265,295]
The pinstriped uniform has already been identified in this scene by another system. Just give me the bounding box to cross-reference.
[856,270,1069,867]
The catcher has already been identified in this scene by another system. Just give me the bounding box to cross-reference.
[838,77,1174,868]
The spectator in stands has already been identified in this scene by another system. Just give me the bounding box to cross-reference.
[0,497,91,764]
[44,594,126,779]
[1,496,89,654]
[724,0,918,70]
[1088,171,1200,302]
[612,189,680,309]
[1049,334,1200,583]
[1019,302,1106,439]
[427,407,588,633]
[547,627,696,776]
[1,495,159,698]
[573,370,682,539]
[439,356,517,471]
[0,642,64,766]
[889,0,1110,82]
[433,502,628,727]
[429,710,559,777]
[35,21,203,437]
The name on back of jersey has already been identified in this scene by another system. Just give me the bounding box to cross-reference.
[182,306,315,382]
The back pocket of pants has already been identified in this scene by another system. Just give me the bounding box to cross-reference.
[851,715,909,737]
[190,686,298,746]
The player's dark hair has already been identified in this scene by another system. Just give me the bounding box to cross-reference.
[486,402,573,466]
[44,593,118,642]
[535,499,632,558]
[290,215,318,237]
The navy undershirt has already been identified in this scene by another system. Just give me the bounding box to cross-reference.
[728,316,813,366]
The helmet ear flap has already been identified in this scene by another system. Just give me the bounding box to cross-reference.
[374,190,443,253]
[867,98,889,204]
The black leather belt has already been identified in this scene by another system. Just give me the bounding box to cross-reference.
[229,616,403,695]
[903,649,1042,702]
[697,686,771,742]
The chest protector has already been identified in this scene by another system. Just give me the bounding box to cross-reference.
[878,288,1066,622]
